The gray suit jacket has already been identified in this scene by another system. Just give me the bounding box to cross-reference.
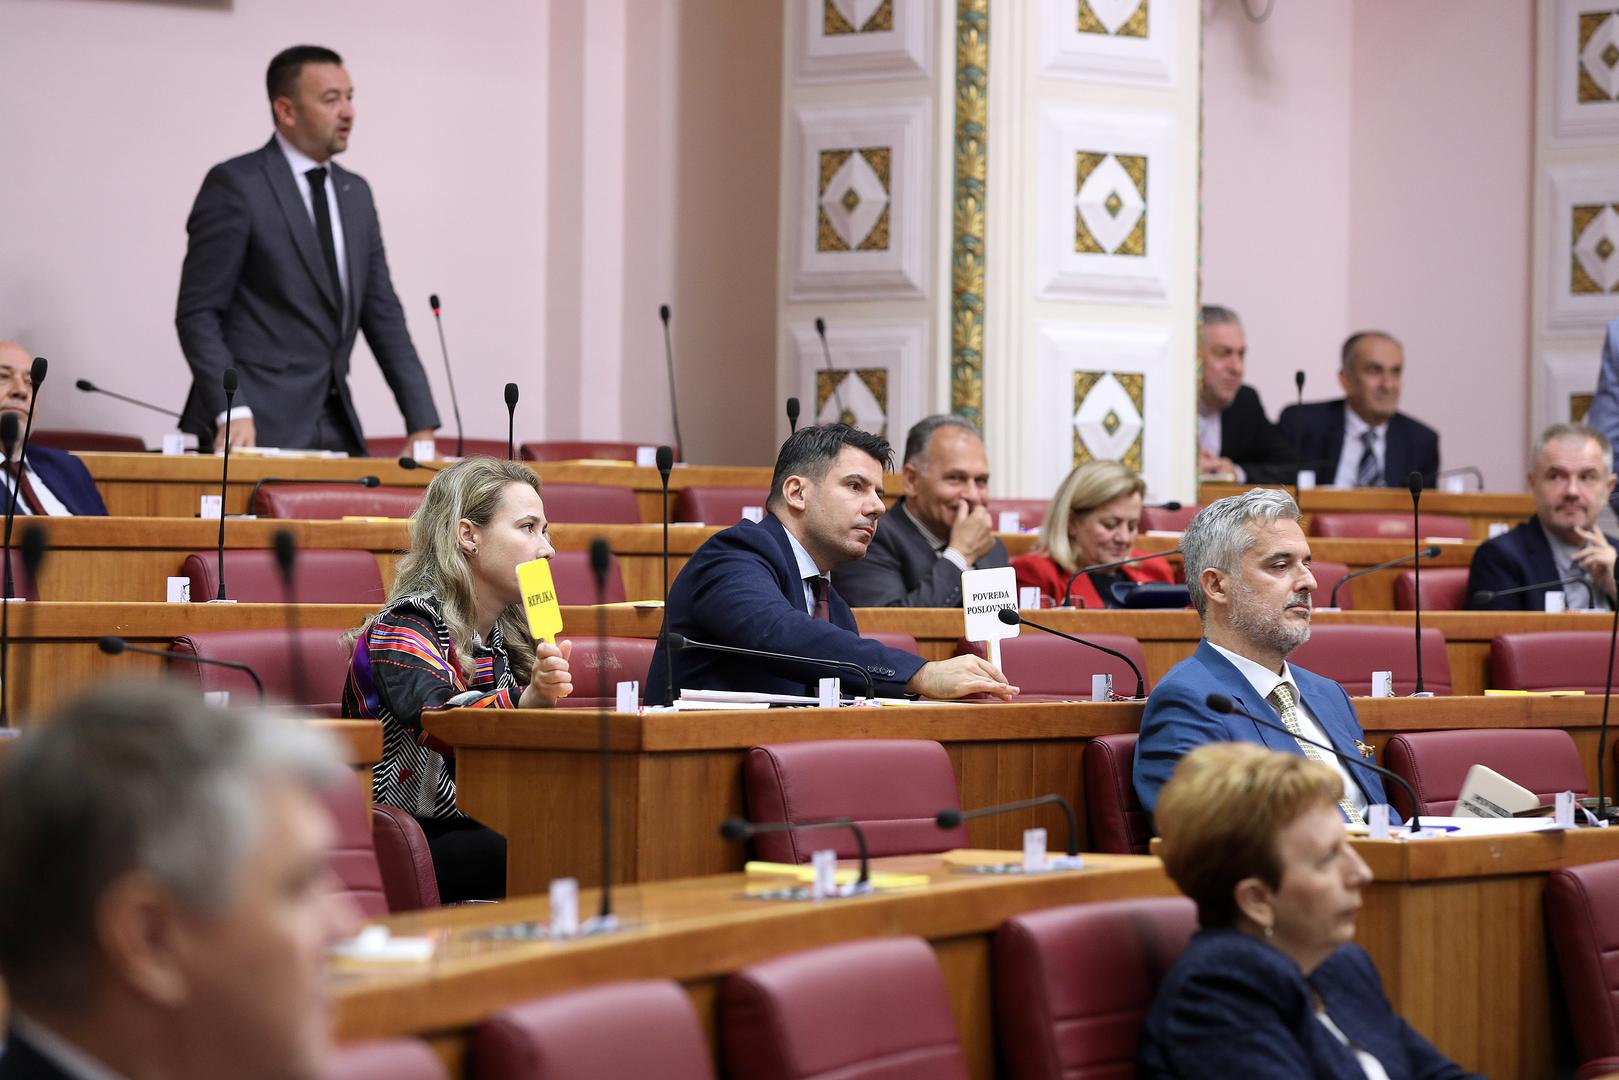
[175,137,439,451]
[832,497,1010,607]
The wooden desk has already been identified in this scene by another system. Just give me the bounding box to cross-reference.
[1198,481,1532,540]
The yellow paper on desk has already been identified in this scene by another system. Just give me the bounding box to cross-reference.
[517,558,563,643]
[1483,689,1586,696]
[743,860,930,889]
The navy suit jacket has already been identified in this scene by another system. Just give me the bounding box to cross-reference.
[1140,930,1477,1079]
[25,446,107,516]
[831,497,1009,607]
[1132,641,1387,814]
[1466,516,1618,611]
[0,1031,75,1080]
[1218,385,1296,484]
[643,514,927,705]
[1277,399,1440,488]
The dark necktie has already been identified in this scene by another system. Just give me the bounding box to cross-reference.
[1355,430,1380,488]
[304,167,343,309]
[807,576,831,621]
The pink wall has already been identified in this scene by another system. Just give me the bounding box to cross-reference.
[1202,1,1533,488]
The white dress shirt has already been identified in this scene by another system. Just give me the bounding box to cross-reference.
[1332,408,1387,489]
[0,455,71,516]
[901,501,970,572]
[781,524,830,616]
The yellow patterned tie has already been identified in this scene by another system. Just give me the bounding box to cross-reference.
[1268,683,1366,825]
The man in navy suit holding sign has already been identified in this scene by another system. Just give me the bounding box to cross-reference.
[1133,488,1388,818]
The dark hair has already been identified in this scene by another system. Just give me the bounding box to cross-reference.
[902,414,981,469]
[1340,330,1400,371]
[766,424,892,512]
[267,45,344,103]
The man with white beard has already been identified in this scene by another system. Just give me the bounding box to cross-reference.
[1131,488,1390,820]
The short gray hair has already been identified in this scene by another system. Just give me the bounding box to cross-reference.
[903,414,982,469]
[1182,488,1301,617]
[1532,421,1613,471]
[1199,305,1241,333]
[0,682,347,1008]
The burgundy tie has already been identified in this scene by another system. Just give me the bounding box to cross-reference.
[7,461,45,516]
[808,576,831,622]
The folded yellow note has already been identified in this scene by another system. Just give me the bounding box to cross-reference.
[742,860,930,889]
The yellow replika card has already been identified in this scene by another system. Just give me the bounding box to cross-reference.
[516,558,563,643]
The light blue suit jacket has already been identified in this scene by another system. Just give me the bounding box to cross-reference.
[1132,640,1389,815]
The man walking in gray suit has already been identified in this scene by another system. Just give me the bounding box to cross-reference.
[833,414,1009,607]
[176,45,439,455]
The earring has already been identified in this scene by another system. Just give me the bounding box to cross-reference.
[468,545,478,557]
[1263,925,1275,940]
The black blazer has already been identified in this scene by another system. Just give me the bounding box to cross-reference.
[1140,929,1477,1079]
[643,514,926,705]
[0,1031,76,1080]
[1218,385,1296,484]
[831,497,1009,607]
[1466,516,1619,610]
[176,138,440,452]
[1277,399,1440,488]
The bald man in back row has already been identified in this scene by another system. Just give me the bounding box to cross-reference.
[0,342,106,516]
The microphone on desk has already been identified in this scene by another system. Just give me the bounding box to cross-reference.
[272,530,311,710]
[1060,548,1181,608]
[1406,473,1427,696]
[243,475,381,516]
[1327,546,1441,608]
[504,382,519,461]
[74,378,184,420]
[589,536,617,922]
[214,368,238,600]
[720,815,870,886]
[814,317,848,419]
[995,608,1145,699]
[98,635,266,705]
[665,632,876,699]
[428,294,465,458]
[660,305,685,461]
[0,413,19,605]
[0,412,18,726]
[1470,575,1585,606]
[936,794,1080,857]
[655,445,676,708]
[786,396,800,436]
[19,523,46,602]
[0,358,46,727]
[1148,500,1183,512]
[397,456,442,473]
[1597,587,1619,823]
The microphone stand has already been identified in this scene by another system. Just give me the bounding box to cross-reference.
[1060,548,1181,608]
[720,816,870,887]
[589,537,618,928]
[667,632,876,699]
[98,636,266,704]
[997,608,1145,699]
[1292,369,1306,503]
[1327,546,1440,609]
[273,530,312,709]
[1599,599,1618,822]
[660,305,684,460]
[1406,472,1426,695]
[1,358,47,727]
[504,383,519,461]
[936,794,1080,857]
[215,369,237,600]
[656,446,675,707]
[428,294,464,457]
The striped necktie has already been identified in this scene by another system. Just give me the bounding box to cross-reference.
[1268,683,1365,825]
[1354,430,1380,487]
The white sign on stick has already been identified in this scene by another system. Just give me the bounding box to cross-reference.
[962,566,1019,669]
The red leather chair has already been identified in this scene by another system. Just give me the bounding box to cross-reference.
[1395,566,1471,611]
[549,549,627,604]
[673,486,769,525]
[1138,503,1200,532]
[1084,733,1151,855]
[958,633,1149,700]
[520,440,675,463]
[1287,624,1451,696]
[557,636,658,709]
[995,897,1198,1079]
[182,550,385,605]
[539,482,642,524]
[322,1038,448,1080]
[720,937,968,1080]
[473,979,712,1079]
[370,804,439,913]
[31,429,146,453]
[168,628,355,712]
[1308,512,1471,540]
[319,777,389,921]
[1310,560,1353,608]
[864,630,920,655]
[987,498,1051,531]
[366,435,510,459]
[254,485,424,519]
[743,740,968,862]
[1381,729,1588,819]
[3,549,38,600]
[1491,632,1619,693]
[1546,859,1619,1080]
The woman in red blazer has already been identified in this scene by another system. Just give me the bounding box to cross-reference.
[1012,459,1176,608]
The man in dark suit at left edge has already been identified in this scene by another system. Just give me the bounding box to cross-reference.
[0,342,106,516]
[644,424,1017,705]
[176,45,439,455]
[1196,305,1296,485]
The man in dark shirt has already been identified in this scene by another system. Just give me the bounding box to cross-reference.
[1196,305,1295,485]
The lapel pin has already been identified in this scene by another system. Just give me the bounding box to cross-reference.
[1354,739,1375,760]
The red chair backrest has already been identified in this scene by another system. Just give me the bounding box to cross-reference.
[1546,859,1619,1076]
[321,1038,448,1080]
[1310,560,1352,609]
[539,482,642,524]
[1394,566,1470,611]
[1084,733,1151,855]
[743,740,968,862]
[182,549,385,605]
[1287,624,1451,695]
[473,979,713,1080]
[1308,512,1471,540]
[370,804,440,914]
[987,498,1051,531]
[1382,729,1588,818]
[168,628,355,712]
[549,549,627,604]
[3,549,38,600]
[318,778,389,921]
[556,636,658,709]
[995,898,1198,1080]
[520,440,677,463]
[673,486,770,525]
[366,436,510,459]
[31,429,146,453]
[958,633,1149,698]
[1491,632,1619,692]
[1138,504,1200,532]
[254,484,424,520]
[720,936,968,1080]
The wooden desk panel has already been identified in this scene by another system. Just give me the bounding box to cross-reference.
[1198,481,1531,540]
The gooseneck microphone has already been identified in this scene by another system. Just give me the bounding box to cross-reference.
[243,475,380,516]
[0,413,18,603]
[1292,370,1307,502]
[1060,548,1182,609]
[1471,575,1584,606]
[18,524,45,601]
[98,636,266,704]
[1327,545,1441,608]
[503,382,519,461]
[427,294,464,457]
[659,305,684,460]
[397,456,442,473]
[655,445,676,708]
[1407,472,1426,695]
[75,378,183,419]
[1206,693,1421,833]
[813,317,848,419]
[786,397,800,435]
[1598,588,1619,822]
[0,358,46,727]
[272,530,311,709]
[936,794,1080,857]
[720,816,870,886]
[589,536,616,922]
[215,369,237,601]
[666,631,876,699]
[996,608,1145,698]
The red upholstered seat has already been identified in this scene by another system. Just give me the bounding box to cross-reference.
[958,633,1149,700]
[520,440,674,462]
[1547,859,1619,1080]
[168,628,354,712]
[864,630,920,655]
[1491,632,1619,692]
[556,635,658,709]
[473,979,713,1080]
[995,898,1198,1080]
[321,1038,447,1080]
[366,435,510,459]
[1308,512,1471,540]
[1395,566,1470,610]
[1138,503,1200,532]
[720,936,968,1080]
[1310,560,1352,608]
[254,484,424,519]
[182,549,385,605]
[370,804,439,913]
[1382,729,1587,819]
[549,549,627,604]
[987,498,1051,531]
[673,486,770,525]
[31,428,146,453]
[1287,624,1451,696]
[3,549,38,601]
[539,482,642,524]
[1084,733,1152,855]
[318,777,389,921]
[743,740,968,862]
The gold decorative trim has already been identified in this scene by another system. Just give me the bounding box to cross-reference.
[950,0,988,428]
